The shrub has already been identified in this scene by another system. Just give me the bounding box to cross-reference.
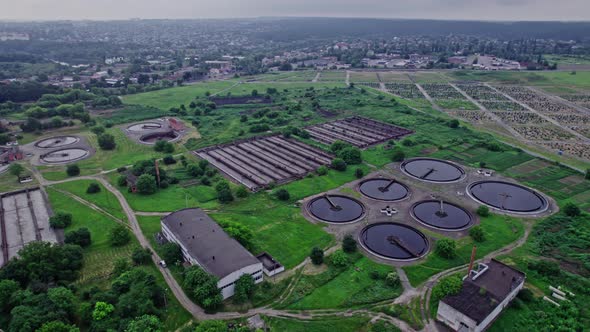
[274,188,290,201]
[66,164,80,176]
[316,165,328,176]
[563,202,581,217]
[469,226,485,242]
[233,274,255,304]
[431,275,462,300]
[391,148,405,162]
[161,242,182,264]
[117,166,127,173]
[448,119,460,128]
[385,272,400,287]
[64,227,92,247]
[117,175,128,187]
[97,133,116,150]
[49,212,72,228]
[331,158,347,171]
[476,205,490,217]
[517,288,534,302]
[528,260,560,277]
[435,238,457,259]
[354,168,364,179]
[109,225,131,246]
[330,250,349,267]
[131,247,152,265]
[369,270,384,280]
[136,174,157,195]
[163,155,176,165]
[401,139,415,147]
[310,247,324,265]
[330,140,348,153]
[86,183,101,194]
[342,234,357,253]
[154,140,174,153]
[235,186,249,198]
[338,147,362,164]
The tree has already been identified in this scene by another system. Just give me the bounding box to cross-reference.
[310,247,324,265]
[385,272,400,287]
[132,247,152,265]
[251,89,259,97]
[9,163,24,179]
[64,227,92,247]
[330,140,349,153]
[235,186,249,198]
[112,257,131,277]
[66,164,80,176]
[469,226,485,242]
[109,224,131,246]
[49,212,73,228]
[233,274,255,304]
[274,188,290,201]
[38,321,80,332]
[342,234,357,253]
[585,168,590,180]
[448,119,460,128]
[154,140,174,153]
[338,147,362,164]
[163,155,176,165]
[436,239,457,259]
[86,182,101,194]
[195,320,228,332]
[161,242,182,264]
[136,174,157,194]
[126,315,162,332]
[355,168,364,179]
[316,165,328,176]
[0,279,19,313]
[432,275,462,301]
[476,205,490,217]
[92,301,114,321]
[98,133,116,150]
[330,250,349,267]
[563,202,581,217]
[391,148,405,162]
[331,158,347,171]
[216,181,234,203]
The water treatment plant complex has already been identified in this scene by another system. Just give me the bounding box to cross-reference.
[0,69,588,332]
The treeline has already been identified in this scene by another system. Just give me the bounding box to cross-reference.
[0,81,61,103]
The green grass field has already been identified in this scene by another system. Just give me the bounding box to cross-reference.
[264,315,377,332]
[52,179,127,220]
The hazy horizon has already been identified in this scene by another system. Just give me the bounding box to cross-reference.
[1,0,589,22]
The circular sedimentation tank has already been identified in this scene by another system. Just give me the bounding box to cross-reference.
[358,178,409,201]
[139,131,179,143]
[412,200,472,230]
[127,122,163,132]
[360,222,428,261]
[307,195,365,223]
[401,158,465,183]
[41,148,89,164]
[468,181,547,213]
[35,136,80,149]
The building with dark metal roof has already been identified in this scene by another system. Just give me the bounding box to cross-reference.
[436,259,525,332]
[161,208,263,299]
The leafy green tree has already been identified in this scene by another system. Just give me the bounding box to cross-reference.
[330,250,349,267]
[432,275,462,301]
[161,242,182,264]
[109,224,131,246]
[113,257,131,277]
[9,163,24,179]
[92,301,114,321]
[316,165,328,176]
[66,164,80,176]
[49,211,73,228]
[0,279,19,313]
[355,168,364,179]
[469,226,485,242]
[391,148,405,162]
[385,272,400,287]
[342,234,357,253]
[132,247,152,265]
[64,227,92,247]
[585,168,590,180]
[563,202,581,217]
[215,181,234,203]
[136,174,157,194]
[338,147,362,164]
[448,119,460,128]
[235,186,249,198]
[331,158,347,171]
[154,140,174,153]
[86,182,101,194]
[330,140,348,153]
[218,220,254,250]
[163,155,176,165]
[183,266,222,311]
[98,133,116,150]
[38,321,80,332]
[435,239,457,259]
[274,188,290,201]
[233,274,255,304]
[126,315,162,332]
[195,320,228,332]
[310,247,324,265]
[476,205,490,217]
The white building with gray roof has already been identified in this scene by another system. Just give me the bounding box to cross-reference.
[161,208,263,299]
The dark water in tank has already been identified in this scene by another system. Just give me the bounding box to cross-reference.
[402,158,464,182]
[469,181,547,213]
[359,179,409,201]
[412,200,472,230]
[308,195,365,223]
[360,223,428,260]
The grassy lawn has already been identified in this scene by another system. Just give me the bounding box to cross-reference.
[449,70,590,88]
[0,164,39,193]
[285,254,402,310]
[403,213,525,287]
[264,315,376,332]
[52,179,127,220]
[46,188,136,284]
[435,99,479,110]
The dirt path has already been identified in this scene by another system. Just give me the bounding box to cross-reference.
[415,83,444,113]
[312,72,321,83]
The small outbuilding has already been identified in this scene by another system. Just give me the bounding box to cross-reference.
[161,208,263,299]
[436,259,525,332]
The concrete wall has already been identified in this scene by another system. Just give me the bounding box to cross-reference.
[437,301,477,331]
[218,263,264,299]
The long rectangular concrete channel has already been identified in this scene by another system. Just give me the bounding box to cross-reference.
[212,149,275,184]
[250,140,320,170]
[328,121,389,140]
[349,118,407,134]
[281,137,335,160]
[238,143,308,174]
[223,145,292,180]
[318,123,381,143]
[3,193,37,259]
[197,151,264,188]
[307,126,368,146]
[267,137,332,164]
[29,189,56,243]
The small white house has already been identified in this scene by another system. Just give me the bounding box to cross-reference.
[161,208,263,299]
[436,259,525,332]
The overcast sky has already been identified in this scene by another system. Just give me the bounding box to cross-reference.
[1,0,589,21]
